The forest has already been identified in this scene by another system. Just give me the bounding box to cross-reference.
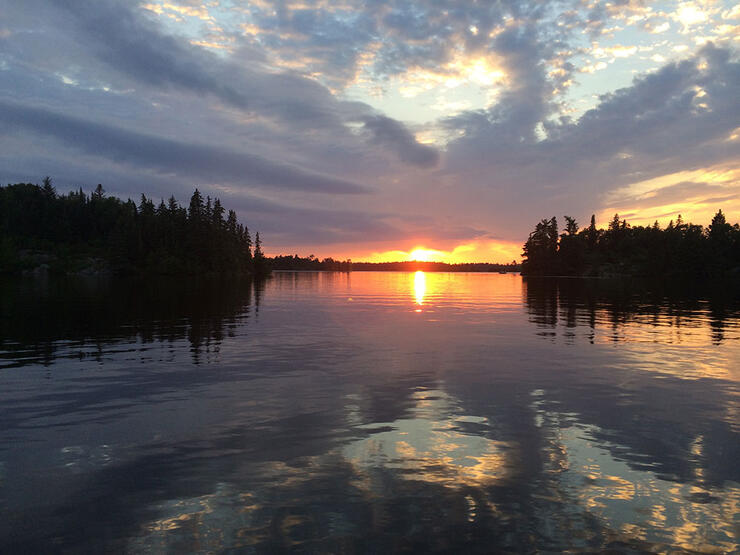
[521,211,740,278]
[0,180,266,276]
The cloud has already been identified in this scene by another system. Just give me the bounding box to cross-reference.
[57,0,249,104]
[362,115,439,167]
[439,43,740,237]
[608,180,739,211]
[592,45,638,59]
[12,0,437,167]
[0,100,370,194]
[674,2,709,30]
[649,21,671,34]
[219,194,404,247]
[580,61,608,73]
[142,1,214,22]
[441,23,556,152]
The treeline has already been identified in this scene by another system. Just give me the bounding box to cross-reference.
[522,210,740,278]
[270,254,353,271]
[0,180,267,275]
[269,255,520,273]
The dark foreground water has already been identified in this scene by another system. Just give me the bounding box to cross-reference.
[1,272,739,553]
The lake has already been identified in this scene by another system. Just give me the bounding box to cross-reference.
[1,272,739,553]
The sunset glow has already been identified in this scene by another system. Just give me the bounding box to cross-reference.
[355,240,523,264]
[409,248,443,262]
[599,164,740,228]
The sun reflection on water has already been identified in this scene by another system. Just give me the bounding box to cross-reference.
[414,271,426,308]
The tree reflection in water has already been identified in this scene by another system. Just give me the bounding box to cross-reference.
[523,276,740,347]
[0,275,259,367]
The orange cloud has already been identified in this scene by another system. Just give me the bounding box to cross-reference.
[600,164,740,227]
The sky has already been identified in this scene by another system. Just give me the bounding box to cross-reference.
[1,0,738,262]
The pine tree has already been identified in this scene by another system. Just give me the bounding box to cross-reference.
[253,231,265,273]
[226,210,237,235]
[586,214,598,247]
[167,196,179,213]
[243,225,252,259]
[212,198,224,227]
[42,176,56,199]
[708,210,730,240]
[189,189,204,222]
[564,216,578,235]
[204,196,212,221]
[253,232,263,259]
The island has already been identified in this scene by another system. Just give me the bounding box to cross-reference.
[521,212,740,278]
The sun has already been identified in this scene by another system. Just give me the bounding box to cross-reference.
[409,248,431,261]
[409,248,442,262]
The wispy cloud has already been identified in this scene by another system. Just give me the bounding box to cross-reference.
[0,100,370,194]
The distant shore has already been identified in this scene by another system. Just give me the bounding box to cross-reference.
[268,257,521,273]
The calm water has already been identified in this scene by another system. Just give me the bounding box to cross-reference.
[1,272,739,553]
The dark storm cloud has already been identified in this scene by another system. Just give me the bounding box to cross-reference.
[0,100,369,194]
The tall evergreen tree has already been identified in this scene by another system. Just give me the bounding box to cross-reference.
[189,189,204,222]
[212,198,224,227]
[42,176,56,199]
[253,231,266,274]
[564,216,578,235]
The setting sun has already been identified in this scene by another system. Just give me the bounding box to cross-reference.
[409,248,443,262]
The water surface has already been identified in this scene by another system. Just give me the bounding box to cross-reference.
[1,272,739,552]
